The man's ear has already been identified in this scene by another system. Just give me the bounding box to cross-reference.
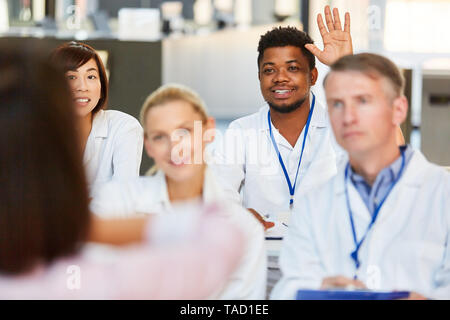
[204,117,216,144]
[310,67,318,86]
[392,95,408,126]
[395,126,405,146]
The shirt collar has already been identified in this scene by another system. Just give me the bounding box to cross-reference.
[90,110,108,138]
[335,146,422,195]
[154,166,222,210]
[152,169,172,211]
[348,145,412,187]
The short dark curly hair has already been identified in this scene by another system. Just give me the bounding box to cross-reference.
[257,26,315,71]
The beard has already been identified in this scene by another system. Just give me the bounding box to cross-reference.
[267,94,308,114]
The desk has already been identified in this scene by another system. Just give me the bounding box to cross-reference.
[266,238,282,257]
[265,238,283,299]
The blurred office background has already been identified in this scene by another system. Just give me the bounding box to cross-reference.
[1,0,449,172]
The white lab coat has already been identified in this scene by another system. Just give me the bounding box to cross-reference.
[271,150,450,300]
[210,98,341,221]
[84,109,143,193]
[90,167,267,300]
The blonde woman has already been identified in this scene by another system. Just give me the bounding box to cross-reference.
[91,84,267,299]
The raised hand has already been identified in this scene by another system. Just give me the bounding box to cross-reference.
[305,5,353,66]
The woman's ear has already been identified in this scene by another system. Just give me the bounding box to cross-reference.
[143,134,154,158]
[203,117,216,144]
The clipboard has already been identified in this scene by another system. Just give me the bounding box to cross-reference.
[296,289,410,300]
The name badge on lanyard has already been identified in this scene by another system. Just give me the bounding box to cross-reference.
[344,149,406,279]
[267,93,316,210]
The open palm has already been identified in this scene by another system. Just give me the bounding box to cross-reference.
[305,6,353,66]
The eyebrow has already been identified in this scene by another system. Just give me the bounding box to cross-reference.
[147,130,164,135]
[147,121,195,133]
[177,121,195,128]
[262,60,300,67]
[262,62,275,67]
[327,93,373,101]
[67,68,98,73]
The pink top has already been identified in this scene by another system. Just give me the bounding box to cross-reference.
[0,208,244,299]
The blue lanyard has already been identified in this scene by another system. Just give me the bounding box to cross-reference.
[344,149,406,277]
[267,93,315,209]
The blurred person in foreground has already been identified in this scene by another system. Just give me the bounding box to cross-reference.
[0,46,244,299]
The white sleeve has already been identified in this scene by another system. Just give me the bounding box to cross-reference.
[112,117,144,179]
[209,121,246,204]
[90,180,135,218]
[431,233,450,299]
[270,194,325,299]
[429,175,450,300]
[213,205,267,299]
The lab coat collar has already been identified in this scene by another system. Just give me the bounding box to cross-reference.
[152,170,172,211]
[83,110,108,167]
[258,92,329,132]
[90,110,109,139]
[334,149,431,196]
[393,149,433,188]
[152,166,224,211]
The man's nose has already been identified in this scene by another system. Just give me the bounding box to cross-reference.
[343,104,357,125]
[273,68,289,83]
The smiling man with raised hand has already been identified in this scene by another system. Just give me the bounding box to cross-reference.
[211,6,352,230]
[271,53,450,300]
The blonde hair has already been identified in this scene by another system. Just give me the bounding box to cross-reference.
[140,84,209,175]
[324,53,405,99]
[140,83,208,132]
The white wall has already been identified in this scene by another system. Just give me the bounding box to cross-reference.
[163,23,302,119]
